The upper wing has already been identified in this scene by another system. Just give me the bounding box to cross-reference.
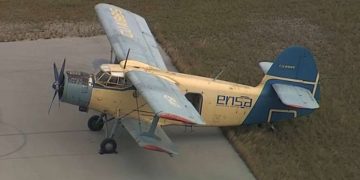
[272,83,319,109]
[127,70,205,125]
[95,3,167,70]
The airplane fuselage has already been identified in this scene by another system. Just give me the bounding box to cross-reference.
[87,60,264,126]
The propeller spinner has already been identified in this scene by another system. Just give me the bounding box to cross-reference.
[48,59,66,114]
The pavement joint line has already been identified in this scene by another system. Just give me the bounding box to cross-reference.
[0,129,90,137]
[0,152,101,161]
[0,121,27,158]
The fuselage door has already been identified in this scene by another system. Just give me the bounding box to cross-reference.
[185,93,203,114]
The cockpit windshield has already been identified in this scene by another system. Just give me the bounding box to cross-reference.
[95,70,132,90]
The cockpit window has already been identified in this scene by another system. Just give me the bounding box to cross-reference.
[99,73,110,82]
[108,76,118,84]
[96,71,103,79]
[94,70,132,90]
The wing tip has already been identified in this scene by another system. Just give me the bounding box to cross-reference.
[95,3,122,11]
[143,145,178,155]
[95,3,108,9]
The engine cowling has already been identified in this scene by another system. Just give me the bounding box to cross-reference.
[61,71,93,111]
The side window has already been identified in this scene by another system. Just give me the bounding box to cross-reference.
[185,93,203,114]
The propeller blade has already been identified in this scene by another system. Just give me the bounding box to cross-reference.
[48,90,58,114]
[59,58,66,84]
[53,63,59,81]
[49,59,66,114]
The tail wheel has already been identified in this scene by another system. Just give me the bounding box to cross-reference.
[87,115,104,131]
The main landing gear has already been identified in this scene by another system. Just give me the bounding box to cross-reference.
[87,113,120,154]
[100,138,117,154]
[87,115,104,131]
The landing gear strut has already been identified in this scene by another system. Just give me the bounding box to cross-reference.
[98,114,121,154]
[87,113,120,154]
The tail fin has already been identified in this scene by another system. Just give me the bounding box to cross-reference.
[244,46,320,125]
[267,45,320,104]
[267,46,318,82]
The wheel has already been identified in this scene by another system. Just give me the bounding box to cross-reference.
[100,138,117,154]
[87,115,104,131]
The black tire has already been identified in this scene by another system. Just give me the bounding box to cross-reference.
[87,115,104,131]
[100,138,117,154]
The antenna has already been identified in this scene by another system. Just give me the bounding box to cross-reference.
[123,48,131,69]
[213,68,224,80]
[213,61,233,80]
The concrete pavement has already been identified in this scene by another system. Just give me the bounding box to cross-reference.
[0,36,255,180]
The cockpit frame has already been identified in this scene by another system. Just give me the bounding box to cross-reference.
[94,69,133,90]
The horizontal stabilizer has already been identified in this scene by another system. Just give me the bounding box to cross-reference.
[259,62,273,74]
[272,83,319,109]
[121,118,178,155]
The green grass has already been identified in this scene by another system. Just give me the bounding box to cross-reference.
[0,0,359,179]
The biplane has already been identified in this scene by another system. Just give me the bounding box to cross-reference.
[49,3,320,155]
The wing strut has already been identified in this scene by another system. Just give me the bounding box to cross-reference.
[141,114,160,139]
[123,48,131,69]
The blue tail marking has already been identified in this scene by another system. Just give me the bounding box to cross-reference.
[244,46,320,125]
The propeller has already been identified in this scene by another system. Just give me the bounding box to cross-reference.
[48,59,66,114]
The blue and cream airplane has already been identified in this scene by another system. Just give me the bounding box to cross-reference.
[49,3,320,155]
